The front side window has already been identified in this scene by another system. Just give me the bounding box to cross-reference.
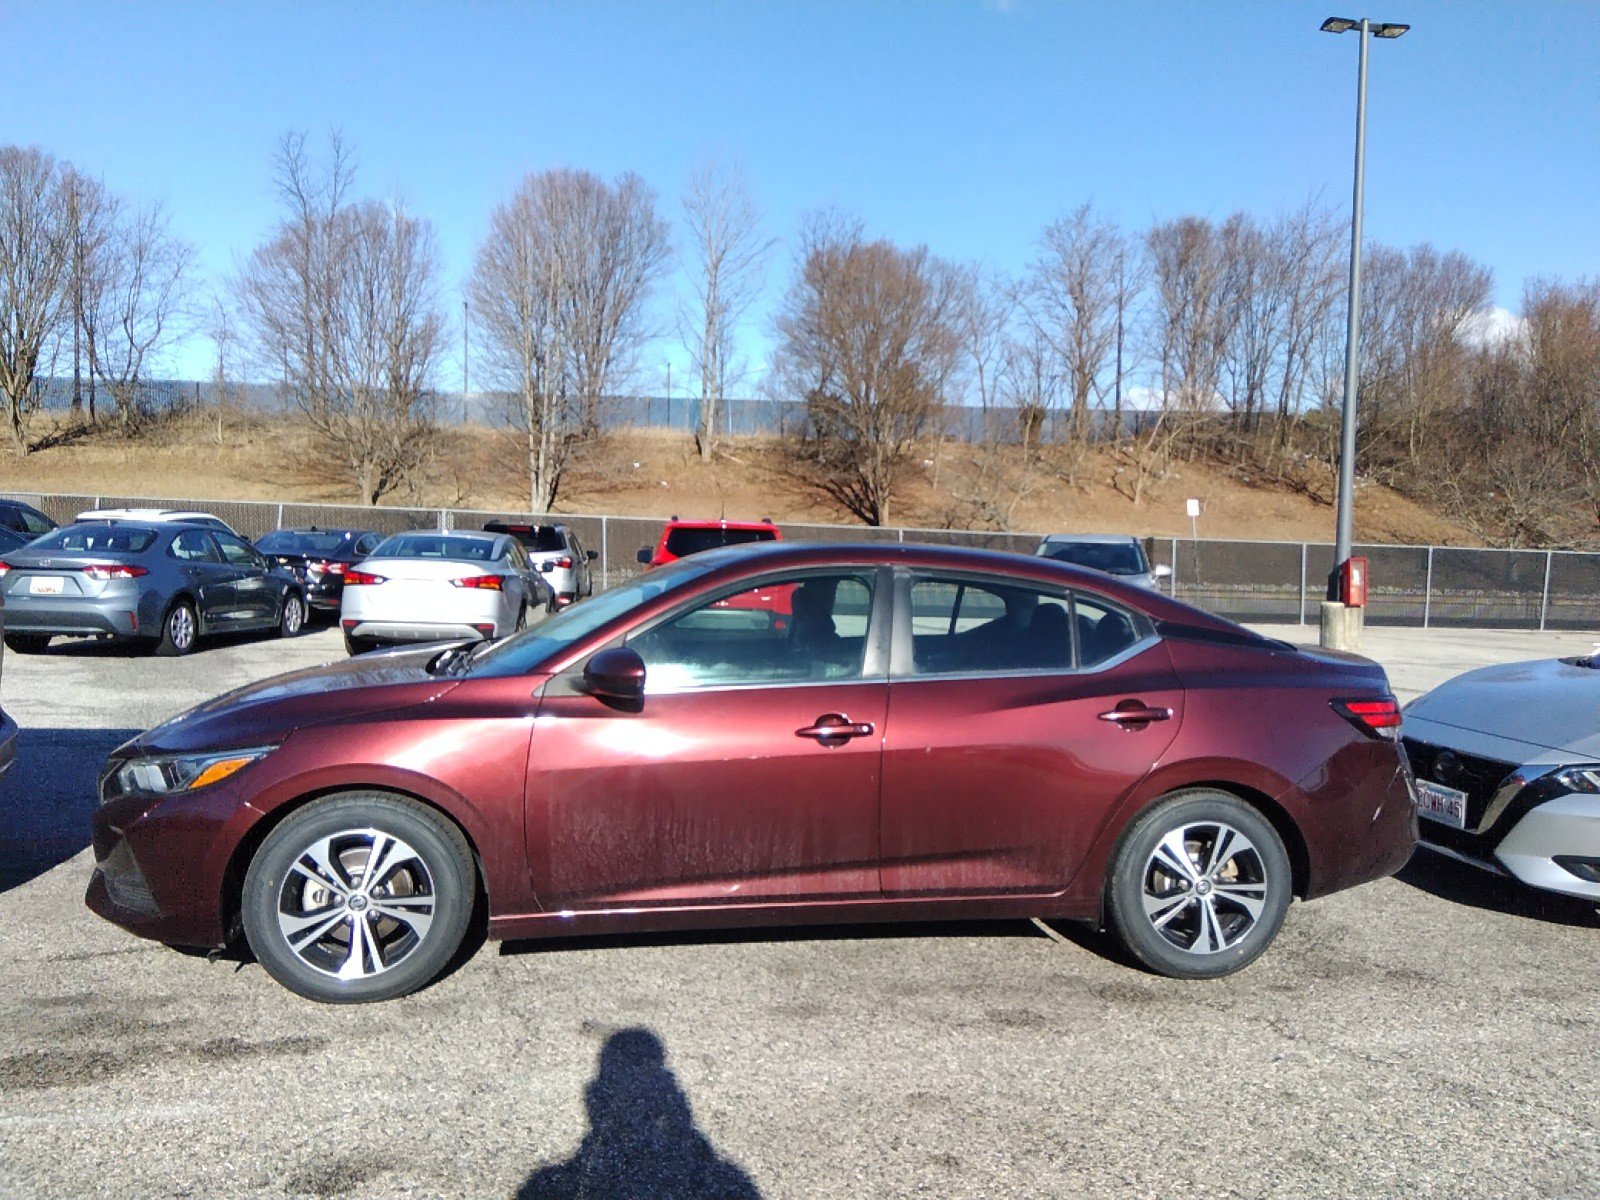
[168,529,221,564]
[215,533,263,568]
[628,571,874,692]
[20,509,53,535]
[908,577,1074,675]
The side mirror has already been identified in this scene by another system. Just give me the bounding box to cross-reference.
[583,646,646,704]
[636,547,653,565]
[1153,564,1173,579]
[587,550,599,561]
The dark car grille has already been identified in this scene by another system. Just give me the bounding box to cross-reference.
[1402,738,1517,828]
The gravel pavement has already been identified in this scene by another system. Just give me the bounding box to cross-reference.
[1,622,1597,1199]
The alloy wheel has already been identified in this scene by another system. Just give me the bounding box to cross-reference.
[1139,821,1269,955]
[275,829,437,980]
[168,605,195,651]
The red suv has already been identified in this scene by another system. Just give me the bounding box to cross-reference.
[636,518,780,568]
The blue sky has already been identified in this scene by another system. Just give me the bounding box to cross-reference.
[3,0,1596,387]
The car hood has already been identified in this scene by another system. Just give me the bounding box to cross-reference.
[135,644,462,754]
[1405,656,1600,755]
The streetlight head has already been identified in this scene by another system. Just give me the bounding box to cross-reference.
[1372,22,1410,38]
[1321,16,1359,33]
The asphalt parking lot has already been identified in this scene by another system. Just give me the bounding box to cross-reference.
[1,623,1598,1199]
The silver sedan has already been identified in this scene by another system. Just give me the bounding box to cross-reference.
[338,530,550,655]
[1403,653,1600,899]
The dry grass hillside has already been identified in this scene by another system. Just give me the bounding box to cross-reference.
[0,409,1476,545]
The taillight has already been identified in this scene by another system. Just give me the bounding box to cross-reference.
[343,570,387,586]
[82,564,149,580]
[555,556,573,569]
[308,559,346,576]
[0,561,10,577]
[451,575,504,590]
[1332,696,1402,739]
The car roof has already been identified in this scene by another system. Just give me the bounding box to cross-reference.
[1038,533,1142,545]
[78,507,222,522]
[269,527,376,537]
[664,519,777,531]
[380,528,499,542]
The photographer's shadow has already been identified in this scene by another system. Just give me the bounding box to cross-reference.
[518,1028,761,1200]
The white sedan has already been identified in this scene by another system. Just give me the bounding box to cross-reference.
[338,530,551,655]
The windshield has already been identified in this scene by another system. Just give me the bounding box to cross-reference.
[465,557,722,677]
[27,524,159,555]
[1040,540,1149,576]
[664,526,776,558]
[257,530,353,555]
[372,533,498,562]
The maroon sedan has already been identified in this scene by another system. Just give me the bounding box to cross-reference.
[87,542,1416,1003]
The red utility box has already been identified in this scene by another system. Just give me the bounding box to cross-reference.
[1338,556,1369,607]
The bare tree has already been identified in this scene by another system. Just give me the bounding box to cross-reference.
[773,215,966,526]
[62,169,120,422]
[1143,216,1237,418]
[1024,204,1127,443]
[239,132,445,503]
[680,159,771,459]
[471,168,671,510]
[0,146,72,455]
[94,201,194,429]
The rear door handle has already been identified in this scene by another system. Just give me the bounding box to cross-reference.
[1099,703,1173,726]
[796,714,876,744]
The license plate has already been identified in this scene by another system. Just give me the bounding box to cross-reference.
[28,576,64,595]
[1416,779,1467,829]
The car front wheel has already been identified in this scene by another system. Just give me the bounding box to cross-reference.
[1105,789,1292,980]
[241,792,476,1004]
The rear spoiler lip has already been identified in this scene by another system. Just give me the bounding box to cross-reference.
[1152,619,1297,653]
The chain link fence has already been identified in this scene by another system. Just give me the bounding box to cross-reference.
[9,488,1599,630]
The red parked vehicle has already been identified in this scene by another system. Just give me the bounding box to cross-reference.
[637,517,780,568]
[87,541,1417,1003]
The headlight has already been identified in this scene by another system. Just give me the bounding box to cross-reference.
[106,746,276,800]
[1552,766,1600,795]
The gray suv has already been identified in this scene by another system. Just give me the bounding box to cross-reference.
[1035,534,1171,591]
[482,521,597,606]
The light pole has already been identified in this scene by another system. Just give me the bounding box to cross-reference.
[1320,15,1408,649]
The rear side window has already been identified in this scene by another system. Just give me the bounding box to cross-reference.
[1073,594,1143,667]
[18,508,54,535]
[664,526,777,558]
[215,533,264,569]
[908,578,1074,674]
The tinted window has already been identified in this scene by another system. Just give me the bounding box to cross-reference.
[0,507,24,533]
[0,528,30,553]
[1074,593,1143,667]
[908,577,1073,674]
[488,524,567,552]
[1040,540,1148,576]
[30,525,159,554]
[169,529,222,563]
[372,534,496,562]
[355,534,380,556]
[18,508,53,535]
[466,556,725,678]
[216,533,264,568]
[257,530,352,556]
[629,571,873,691]
[664,526,777,558]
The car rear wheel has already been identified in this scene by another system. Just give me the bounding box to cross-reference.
[154,600,198,657]
[343,632,372,656]
[1106,790,1291,980]
[3,633,51,654]
[241,792,476,1004]
[278,593,305,638]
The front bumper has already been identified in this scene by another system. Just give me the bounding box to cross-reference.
[85,774,258,949]
[1404,734,1600,900]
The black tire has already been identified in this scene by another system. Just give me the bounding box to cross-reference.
[1105,789,1292,980]
[278,592,306,638]
[240,792,476,1004]
[343,631,372,656]
[3,633,51,654]
[154,599,199,657]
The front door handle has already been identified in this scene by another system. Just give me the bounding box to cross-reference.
[796,713,876,744]
[1098,702,1173,727]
